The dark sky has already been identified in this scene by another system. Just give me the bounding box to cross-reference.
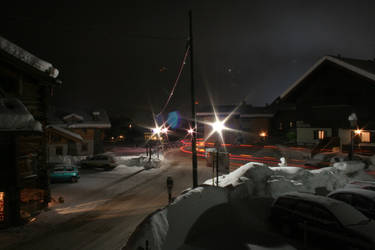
[1,1,375,124]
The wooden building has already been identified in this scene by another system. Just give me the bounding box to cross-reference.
[272,55,375,151]
[0,36,61,227]
[46,110,111,160]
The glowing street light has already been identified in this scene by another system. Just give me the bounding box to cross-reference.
[211,120,226,134]
[152,127,161,135]
[187,128,195,135]
[354,129,362,135]
[161,127,169,134]
[259,131,267,137]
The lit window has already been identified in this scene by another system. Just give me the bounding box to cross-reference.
[289,121,293,128]
[279,122,283,130]
[0,192,4,222]
[361,131,370,143]
[318,130,325,140]
[314,130,326,140]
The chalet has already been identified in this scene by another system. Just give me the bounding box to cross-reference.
[0,36,61,227]
[272,55,375,152]
[46,109,111,160]
[196,104,273,144]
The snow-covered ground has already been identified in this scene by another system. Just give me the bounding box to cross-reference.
[0,153,163,250]
[126,160,375,250]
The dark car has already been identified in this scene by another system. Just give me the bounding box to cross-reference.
[269,192,375,250]
[328,188,375,220]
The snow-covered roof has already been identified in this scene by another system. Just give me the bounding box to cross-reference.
[196,104,273,118]
[0,98,42,132]
[0,36,59,78]
[280,55,375,100]
[48,109,111,129]
[46,125,83,142]
[63,113,84,121]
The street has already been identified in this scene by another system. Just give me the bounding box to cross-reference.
[0,149,212,250]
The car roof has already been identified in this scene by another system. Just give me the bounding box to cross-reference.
[329,188,375,200]
[279,192,345,208]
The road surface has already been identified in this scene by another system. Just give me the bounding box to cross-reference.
[0,149,212,250]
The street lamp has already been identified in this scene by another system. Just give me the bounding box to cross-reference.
[348,113,358,160]
[210,118,227,186]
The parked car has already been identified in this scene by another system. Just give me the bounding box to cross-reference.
[269,192,375,250]
[344,180,375,191]
[328,188,375,219]
[80,154,117,170]
[50,164,80,183]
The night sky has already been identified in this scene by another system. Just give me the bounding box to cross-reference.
[1,1,375,124]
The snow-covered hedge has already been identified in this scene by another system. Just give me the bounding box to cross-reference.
[125,186,228,250]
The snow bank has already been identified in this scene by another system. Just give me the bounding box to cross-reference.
[125,186,228,250]
[126,160,373,249]
[116,154,163,169]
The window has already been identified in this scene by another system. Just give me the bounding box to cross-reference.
[361,131,370,143]
[314,130,326,140]
[56,146,63,155]
[289,121,293,128]
[0,192,4,222]
[279,122,283,130]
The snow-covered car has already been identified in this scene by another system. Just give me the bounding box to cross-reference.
[328,188,375,219]
[80,154,117,170]
[50,164,80,183]
[269,192,375,249]
[344,180,375,191]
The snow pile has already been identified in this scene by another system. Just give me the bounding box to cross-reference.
[117,154,163,169]
[125,186,228,250]
[0,36,59,78]
[0,98,42,132]
[126,160,373,250]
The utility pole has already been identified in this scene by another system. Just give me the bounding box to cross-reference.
[189,10,198,188]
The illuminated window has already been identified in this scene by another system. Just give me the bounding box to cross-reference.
[361,131,370,143]
[314,130,326,140]
[279,122,283,130]
[318,130,325,140]
[0,192,4,222]
[289,121,293,128]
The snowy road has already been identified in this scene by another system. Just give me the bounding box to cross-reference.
[0,149,212,250]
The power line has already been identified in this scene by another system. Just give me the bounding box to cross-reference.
[157,43,190,116]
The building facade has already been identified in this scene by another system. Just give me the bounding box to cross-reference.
[0,36,61,227]
[272,55,375,152]
[47,110,111,161]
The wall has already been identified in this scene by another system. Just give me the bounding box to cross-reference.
[296,127,332,144]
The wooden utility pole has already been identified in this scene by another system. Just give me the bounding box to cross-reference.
[189,10,198,188]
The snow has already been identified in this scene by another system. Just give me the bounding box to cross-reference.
[126,186,229,250]
[47,125,83,141]
[0,36,59,78]
[127,160,375,250]
[0,98,42,132]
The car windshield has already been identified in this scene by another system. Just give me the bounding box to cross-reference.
[329,202,369,226]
